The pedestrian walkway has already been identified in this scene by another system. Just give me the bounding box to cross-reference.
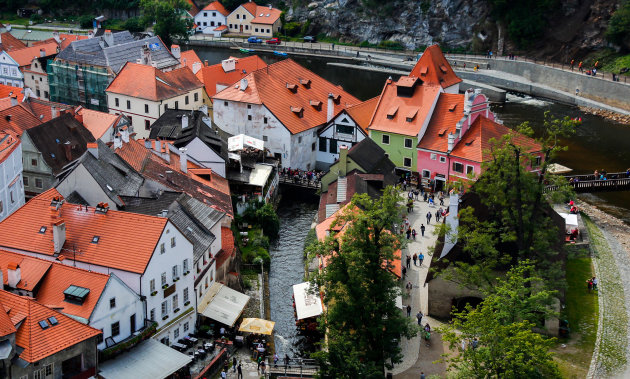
[387,191,449,377]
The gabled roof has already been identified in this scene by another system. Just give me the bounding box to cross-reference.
[0,83,26,102]
[240,3,282,25]
[22,53,56,74]
[186,0,201,16]
[0,249,51,292]
[0,189,169,274]
[7,42,58,67]
[449,116,543,163]
[57,33,89,50]
[410,44,462,89]
[0,289,100,363]
[23,98,74,122]
[25,113,95,175]
[0,103,42,135]
[368,77,441,137]
[347,137,397,176]
[106,63,203,101]
[196,55,267,99]
[202,1,229,16]
[344,96,379,134]
[76,107,120,139]
[417,93,465,152]
[0,32,26,51]
[0,132,20,165]
[180,49,201,71]
[213,59,360,134]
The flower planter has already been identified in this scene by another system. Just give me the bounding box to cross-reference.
[151,291,158,296]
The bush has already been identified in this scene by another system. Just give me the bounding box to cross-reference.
[284,21,302,37]
[30,13,43,24]
[78,14,94,29]
[379,40,403,50]
[123,17,145,33]
[256,203,280,238]
[606,0,630,48]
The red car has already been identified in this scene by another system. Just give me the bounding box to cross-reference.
[266,38,281,45]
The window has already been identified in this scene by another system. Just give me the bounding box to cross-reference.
[263,117,268,124]
[128,116,132,125]
[185,95,189,105]
[404,138,413,148]
[211,21,215,26]
[230,24,233,28]
[263,135,268,141]
[150,279,155,293]
[31,158,38,167]
[161,301,168,316]
[172,294,178,309]
[160,243,165,254]
[161,272,167,286]
[466,165,474,175]
[452,162,464,173]
[36,89,40,97]
[126,100,131,109]
[247,115,252,121]
[224,101,228,107]
[267,29,270,33]
[145,120,150,130]
[534,156,542,167]
[382,134,390,144]
[330,139,338,154]
[403,157,412,167]
[175,101,179,109]
[430,153,437,160]
[171,237,176,247]
[164,103,168,110]
[213,12,216,16]
[39,77,42,82]
[184,322,189,332]
[109,297,116,308]
[183,259,189,272]
[150,308,155,321]
[10,191,14,203]
[35,178,43,188]
[336,124,354,135]
[23,176,28,186]
[245,25,249,30]
[237,14,240,19]
[184,288,189,303]
[439,156,446,163]
[422,169,431,178]
[255,28,259,32]
[319,137,327,152]
[205,277,209,289]
[97,331,103,344]
[145,104,149,113]
[172,265,178,280]
[204,12,207,16]
[312,142,316,151]
[44,364,53,376]
[194,92,199,102]
[44,91,48,98]
[111,322,120,337]
[298,136,302,143]
[174,328,180,339]
[243,15,246,19]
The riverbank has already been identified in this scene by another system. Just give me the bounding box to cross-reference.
[579,107,630,125]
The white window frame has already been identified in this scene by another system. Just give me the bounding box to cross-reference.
[404,138,413,149]
[381,134,390,145]
[430,153,437,160]
[439,156,446,163]
[161,301,168,316]
[452,162,464,173]
[466,165,475,175]
[422,169,431,178]
[150,279,155,293]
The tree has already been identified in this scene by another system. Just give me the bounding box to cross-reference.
[439,262,561,379]
[140,0,193,47]
[606,0,630,50]
[308,187,416,378]
[488,0,560,48]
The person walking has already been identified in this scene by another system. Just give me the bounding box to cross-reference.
[284,354,290,367]
[587,278,593,292]
[578,61,583,72]
[435,210,441,222]
[420,224,425,237]
[439,194,444,206]
[406,304,412,317]
[406,281,412,296]
[233,357,237,372]
[412,228,417,240]
[260,360,266,375]
[419,252,424,266]
[570,59,575,71]
[416,311,423,325]
[421,372,426,379]
[237,362,243,379]
[402,266,407,279]
[273,353,279,367]
[406,228,411,239]
[423,192,428,202]
[426,212,432,224]
[412,253,418,266]
[406,255,411,268]
[592,276,598,291]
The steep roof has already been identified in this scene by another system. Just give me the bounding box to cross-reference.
[0,132,20,165]
[0,32,26,51]
[106,63,203,101]
[180,49,201,71]
[449,116,543,162]
[21,53,56,75]
[410,44,462,89]
[347,137,397,176]
[7,42,58,67]
[0,83,26,102]
[0,103,42,135]
[0,290,100,363]
[344,96,379,134]
[213,59,360,134]
[196,55,267,99]
[202,1,229,15]
[76,107,120,139]
[240,3,282,25]
[23,98,74,122]
[0,249,51,292]
[417,93,465,152]
[368,77,441,137]
[25,113,96,175]
[0,189,169,274]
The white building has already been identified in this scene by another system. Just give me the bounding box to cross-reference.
[0,132,24,222]
[194,1,229,35]
[0,189,197,346]
[0,50,23,87]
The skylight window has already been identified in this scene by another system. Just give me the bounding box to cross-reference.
[38,320,49,329]
[39,226,47,233]
[48,316,58,325]
[465,138,475,146]
[64,285,90,304]
[92,236,100,243]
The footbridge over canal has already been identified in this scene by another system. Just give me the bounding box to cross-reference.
[545,172,630,193]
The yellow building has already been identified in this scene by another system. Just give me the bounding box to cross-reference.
[226,2,282,38]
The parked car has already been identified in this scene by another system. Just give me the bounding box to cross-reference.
[303,36,316,43]
[247,37,263,43]
[266,38,281,45]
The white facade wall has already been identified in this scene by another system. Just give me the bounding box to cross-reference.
[289,128,318,171]
[185,137,226,177]
[89,275,145,350]
[316,112,367,169]
[226,6,254,35]
[444,83,460,94]
[23,58,50,99]
[0,51,23,87]
[55,163,114,208]
[106,88,204,140]
[194,10,227,34]
[0,141,24,222]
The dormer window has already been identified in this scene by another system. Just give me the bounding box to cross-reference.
[300,79,311,88]
[286,83,298,93]
[406,109,418,122]
[419,66,428,75]
[438,128,447,137]
[439,64,448,73]
[39,226,47,233]
[291,106,304,118]
[310,100,322,110]
[465,138,475,146]
[91,236,100,244]
[332,94,341,105]
[386,106,398,119]
[449,104,457,112]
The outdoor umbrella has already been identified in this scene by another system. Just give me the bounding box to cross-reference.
[238,318,275,335]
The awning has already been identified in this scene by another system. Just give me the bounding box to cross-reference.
[198,282,250,327]
[228,134,264,151]
[292,282,323,320]
[559,212,579,227]
[249,164,273,187]
[548,163,573,175]
[239,318,275,335]
[98,339,191,379]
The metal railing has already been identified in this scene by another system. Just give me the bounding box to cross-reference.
[267,357,320,377]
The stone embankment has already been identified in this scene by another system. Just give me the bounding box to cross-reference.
[579,107,630,125]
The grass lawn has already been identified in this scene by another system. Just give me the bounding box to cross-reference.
[553,255,598,378]
[0,13,30,26]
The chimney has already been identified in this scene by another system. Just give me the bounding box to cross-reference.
[179,147,188,173]
[87,142,99,159]
[39,48,46,57]
[120,125,130,143]
[171,44,181,59]
[192,61,201,75]
[339,145,348,177]
[221,58,235,72]
[181,113,189,129]
[142,45,152,66]
[103,29,114,47]
[327,93,334,123]
[51,106,58,119]
[52,219,66,254]
[7,263,21,288]
[52,31,61,44]
[204,60,208,67]
[74,111,83,124]
[63,141,72,161]
[88,30,95,39]
[10,96,17,106]
[268,4,272,9]
[113,133,122,149]
[447,132,456,152]
[464,89,473,114]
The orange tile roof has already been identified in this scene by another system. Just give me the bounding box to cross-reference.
[241,3,282,25]
[410,44,462,89]
[0,132,20,165]
[186,0,201,16]
[58,34,89,50]
[76,107,119,139]
[35,262,110,321]
[417,93,465,152]
[0,32,26,51]
[0,250,51,292]
[0,289,100,363]
[106,63,204,101]
[0,103,42,136]
[7,42,58,67]
[449,116,542,163]
[180,49,201,71]
[0,83,26,101]
[368,78,441,137]
[0,302,15,337]
[196,55,266,99]
[202,1,229,16]
[24,98,74,122]
[0,189,169,274]
[213,59,360,134]
[214,24,228,31]
[345,96,379,134]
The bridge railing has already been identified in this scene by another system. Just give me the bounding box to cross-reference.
[267,357,320,377]
[563,171,630,182]
[545,176,630,193]
[278,173,321,189]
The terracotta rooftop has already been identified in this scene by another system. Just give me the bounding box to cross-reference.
[202,1,229,16]
[0,249,51,292]
[242,2,282,25]
[186,0,201,16]
[344,96,379,134]
[0,132,20,165]
[0,83,26,102]
[0,103,42,136]
[76,107,120,139]
[24,98,74,122]
[0,189,170,274]
[215,227,235,270]
[409,44,462,89]
[449,116,543,162]
[0,32,26,51]
[213,59,360,134]
[7,42,58,67]
[180,49,201,71]
[57,33,89,50]
[196,55,267,99]
[368,77,441,137]
[417,93,465,152]
[106,62,204,101]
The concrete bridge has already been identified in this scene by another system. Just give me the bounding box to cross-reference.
[545,172,630,193]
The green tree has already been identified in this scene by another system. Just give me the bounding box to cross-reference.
[439,262,561,378]
[256,203,280,238]
[488,0,559,48]
[140,0,193,47]
[606,0,630,49]
[308,187,416,378]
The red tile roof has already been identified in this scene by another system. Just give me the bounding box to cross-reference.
[213,59,360,134]
[0,104,42,136]
[215,227,235,269]
[106,63,204,101]
[345,96,379,134]
[196,55,267,99]
[449,116,543,163]
[180,49,201,71]
[0,250,51,292]
[368,77,441,137]
[0,83,26,102]
[185,0,201,16]
[24,98,74,122]
[202,1,229,15]
[7,42,58,67]
[0,32,26,51]
[58,33,89,50]
[241,3,282,25]
[0,290,100,362]
[214,24,228,31]
[0,132,20,165]
[76,107,119,139]
[409,44,462,89]
[0,302,15,337]
[0,189,169,274]
[417,93,464,152]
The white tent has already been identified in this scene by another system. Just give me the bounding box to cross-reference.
[228,134,264,152]
[198,282,250,326]
[559,212,579,231]
[292,282,323,320]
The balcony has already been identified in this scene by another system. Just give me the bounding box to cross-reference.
[100,320,158,362]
